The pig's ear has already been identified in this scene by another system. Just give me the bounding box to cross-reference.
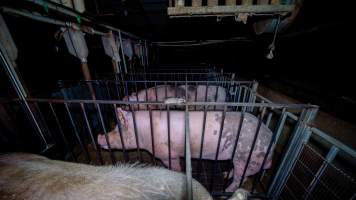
[116,107,129,129]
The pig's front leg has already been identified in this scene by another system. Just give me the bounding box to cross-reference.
[162,158,182,171]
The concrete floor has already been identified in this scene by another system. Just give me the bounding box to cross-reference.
[258,84,356,149]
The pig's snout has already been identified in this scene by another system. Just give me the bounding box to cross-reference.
[97,134,109,149]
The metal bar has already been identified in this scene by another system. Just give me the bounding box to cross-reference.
[311,128,356,159]
[269,107,318,198]
[112,104,129,162]
[167,5,295,16]
[80,103,104,165]
[73,79,251,84]
[195,81,198,111]
[167,105,172,169]
[145,40,149,67]
[148,107,156,165]
[231,111,245,160]
[303,146,339,200]
[185,100,193,200]
[265,112,273,128]
[0,45,49,149]
[33,102,54,140]
[198,104,208,162]
[49,102,76,161]
[144,80,149,109]
[242,86,247,112]
[22,0,143,40]
[135,82,139,110]
[118,31,127,73]
[129,104,142,161]
[64,102,90,163]
[214,85,219,110]
[251,111,279,192]
[164,82,168,100]
[104,81,112,100]
[95,103,117,164]
[210,105,227,191]
[154,81,158,101]
[22,98,318,109]
[239,114,263,187]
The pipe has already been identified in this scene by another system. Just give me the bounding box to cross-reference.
[23,0,144,40]
[1,6,106,35]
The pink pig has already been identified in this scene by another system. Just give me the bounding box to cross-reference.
[122,85,226,110]
[98,108,273,192]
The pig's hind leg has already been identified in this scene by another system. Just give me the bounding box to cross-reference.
[225,159,246,192]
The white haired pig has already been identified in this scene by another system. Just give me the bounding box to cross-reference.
[0,153,212,200]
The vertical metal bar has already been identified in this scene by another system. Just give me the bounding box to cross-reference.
[64,102,90,163]
[249,81,258,112]
[198,102,208,162]
[33,102,53,140]
[214,85,219,110]
[251,112,279,192]
[144,80,149,109]
[129,104,142,161]
[230,111,245,160]
[268,107,318,198]
[303,146,339,200]
[80,103,104,165]
[115,80,121,100]
[265,112,273,128]
[144,40,149,67]
[167,105,172,169]
[118,31,127,73]
[239,114,263,187]
[195,81,198,111]
[175,81,178,97]
[1,46,50,150]
[135,82,139,110]
[148,107,156,165]
[112,103,129,162]
[164,82,168,99]
[49,102,76,161]
[185,95,193,200]
[154,81,158,101]
[242,86,247,112]
[104,81,112,100]
[96,103,117,164]
[205,81,209,108]
[210,105,227,191]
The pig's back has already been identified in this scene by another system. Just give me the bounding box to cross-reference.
[0,153,212,200]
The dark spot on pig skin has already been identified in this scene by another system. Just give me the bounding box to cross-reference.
[256,152,265,158]
[213,130,218,135]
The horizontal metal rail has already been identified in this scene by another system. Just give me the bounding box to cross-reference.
[23,98,318,109]
[310,127,356,159]
[168,5,295,17]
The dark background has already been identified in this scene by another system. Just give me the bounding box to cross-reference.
[0,0,355,125]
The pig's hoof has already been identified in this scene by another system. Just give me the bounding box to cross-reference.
[230,188,249,200]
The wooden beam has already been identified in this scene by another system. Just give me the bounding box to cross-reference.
[168,5,295,16]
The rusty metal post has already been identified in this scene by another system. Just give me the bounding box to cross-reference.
[80,62,92,81]
[207,0,218,6]
[241,0,253,4]
[192,0,202,7]
[175,0,185,7]
[226,0,236,5]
